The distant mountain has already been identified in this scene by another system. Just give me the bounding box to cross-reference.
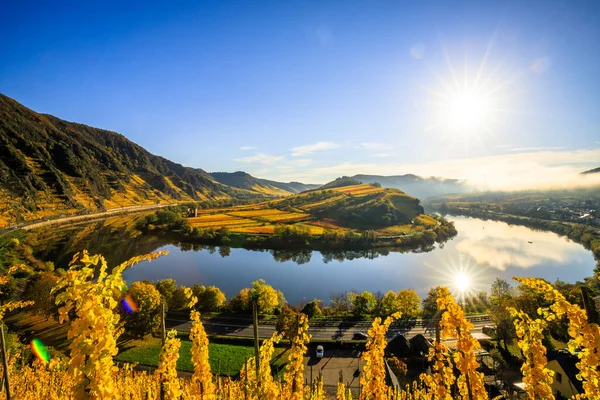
[260,179,321,194]
[210,171,320,196]
[581,167,600,175]
[319,176,362,189]
[350,174,469,199]
[0,94,259,225]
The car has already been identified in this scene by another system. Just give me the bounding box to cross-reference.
[353,332,368,340]
[316,345,324,358]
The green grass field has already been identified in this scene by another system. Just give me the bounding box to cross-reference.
[115,336,288,376]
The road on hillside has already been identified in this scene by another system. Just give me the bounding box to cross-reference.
[7,203,176,232]
[170,315,492,341]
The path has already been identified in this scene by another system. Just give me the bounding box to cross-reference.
[5,203,176,232]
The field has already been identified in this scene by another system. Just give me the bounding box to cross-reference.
[115,336,288,376]
[188,209,325,235]
[186,184,437,236]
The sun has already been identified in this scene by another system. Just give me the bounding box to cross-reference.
[454,271,471,293]
[445,89,492,131]
[430,83,498,140]
[423,43,515,145]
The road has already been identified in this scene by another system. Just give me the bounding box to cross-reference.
[6,203,176,232]
[170,315,492,341]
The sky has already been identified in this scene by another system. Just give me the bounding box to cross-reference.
[1,0,600,189]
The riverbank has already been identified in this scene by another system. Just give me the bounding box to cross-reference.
[135,208,458,253]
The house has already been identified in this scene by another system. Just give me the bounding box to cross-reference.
[386,335,411,357]
[409,334,433,356]
[546,352,583,399]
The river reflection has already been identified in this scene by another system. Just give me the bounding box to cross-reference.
[453,218,583,270]
[31,215,596,303]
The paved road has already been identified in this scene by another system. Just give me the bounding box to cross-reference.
[7,203,176,232]
[170,315,492,341]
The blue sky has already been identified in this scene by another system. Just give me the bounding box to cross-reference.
[2,0,599,188]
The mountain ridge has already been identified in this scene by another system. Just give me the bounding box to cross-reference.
[209,171,320,196]
[0,94,260,225]
[581,167,600,175]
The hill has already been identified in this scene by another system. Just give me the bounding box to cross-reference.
[351,174,469,199]
[274,183,425,229]
[581,167,600,175]
[319,176,362,189]
[0,94,260,226]
[210,171,320,196]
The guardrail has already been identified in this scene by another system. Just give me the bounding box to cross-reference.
[166,312,491,327]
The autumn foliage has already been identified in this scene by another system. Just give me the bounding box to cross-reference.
[1,252,599,399]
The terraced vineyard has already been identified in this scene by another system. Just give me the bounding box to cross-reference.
[188,209,323,234]
[187,184,438,236]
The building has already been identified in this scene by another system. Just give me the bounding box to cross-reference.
[546,352,583,399]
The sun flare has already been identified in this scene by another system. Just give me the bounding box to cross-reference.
[424,45,515,146]
[445,89,492,130]
[454,271,471,293]
[432,84,497,138]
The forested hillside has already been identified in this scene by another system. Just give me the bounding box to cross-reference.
[0,94,258,225]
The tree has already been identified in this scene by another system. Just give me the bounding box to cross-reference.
[352,291,376,316]
[250,279,284,314]
[329,292,351,316]
[21,273,58,319]
[229,287,252,313]
[300,301,322,319]
[491,306,516,350]
[123,281,162,337]
[376,291,399,318]
[276,305,303,341]
[489,278,513,308]
[170,286,192,310]
[396,290,420,319]
[488,279,516,349]
[193,285,226,312]
[155,279,176,305]
[421,286,442,319]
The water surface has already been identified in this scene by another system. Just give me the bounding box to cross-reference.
[114,216,595,303]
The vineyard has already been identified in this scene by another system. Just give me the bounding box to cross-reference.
[185,185,438,236]
[187,209,323,235]
[1,252,599,399]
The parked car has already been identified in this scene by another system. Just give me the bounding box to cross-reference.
[353,332,368,340]
[316,345,324,358]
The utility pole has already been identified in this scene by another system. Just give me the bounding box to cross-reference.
[0,323,11,400]
[159,301,166,400]
[161,301,166,346]
[253,301,260,382]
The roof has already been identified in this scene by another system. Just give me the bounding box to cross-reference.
[386,334,411,356]
[409,334,433,356]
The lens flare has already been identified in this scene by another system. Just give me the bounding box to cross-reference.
[121,294,138,313]
[30,338,50,363]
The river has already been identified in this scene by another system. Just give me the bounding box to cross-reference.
[31,215,595,304]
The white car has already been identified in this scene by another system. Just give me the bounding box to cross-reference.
[316,345,324,358]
